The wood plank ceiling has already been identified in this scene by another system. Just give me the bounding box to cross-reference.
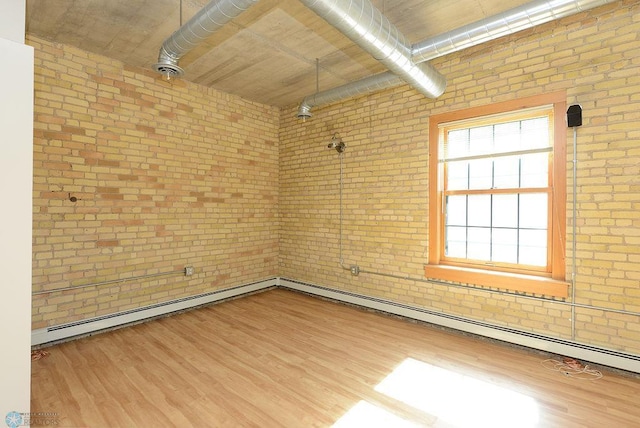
[26,0,531,108]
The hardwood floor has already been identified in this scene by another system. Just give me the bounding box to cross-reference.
[31,288,640,427]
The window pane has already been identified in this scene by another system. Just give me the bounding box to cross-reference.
[493,156,520,188]
[521,153,548,188]
[438,107,557,274]
[492,194,518,228]
[445,226,467,258]
[492,228,518,264]
[447,161,469,190]
[494,122,521,153]
[469,126,493,156]
[446,195,467,226]
[520,193,548,229]
[446,129,469,159]
[521,117,549,150]
[468,227,490,261]
[468,158,493,190]
[519,229,547,266]
[468,195,491,227]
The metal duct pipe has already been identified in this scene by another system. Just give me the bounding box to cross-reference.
[153,0,259,80]
[296,0,614,118]
[412,0,613,63]
[297,0,446,112]
[297,72,403,119]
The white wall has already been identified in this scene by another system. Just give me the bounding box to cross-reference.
[0,0,26,43]
[0,0,33,420]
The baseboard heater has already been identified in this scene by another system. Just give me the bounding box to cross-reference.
[279,278,640,374]
[31,278,277,346]
[32,276,640,374]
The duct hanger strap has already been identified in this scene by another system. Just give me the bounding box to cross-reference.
[298,0,446,100]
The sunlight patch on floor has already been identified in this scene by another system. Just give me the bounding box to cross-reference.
[332,400,420,428]
[374,358,540,428]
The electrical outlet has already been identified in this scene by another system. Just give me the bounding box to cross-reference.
[350,265,360,276]
[184,266,195,276]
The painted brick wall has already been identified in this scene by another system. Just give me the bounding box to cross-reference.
[279,0,640,354]
[29,36,279,329]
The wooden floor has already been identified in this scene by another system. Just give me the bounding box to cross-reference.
[32,288,640,427]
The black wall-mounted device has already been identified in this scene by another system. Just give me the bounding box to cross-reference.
[567,104,582,127]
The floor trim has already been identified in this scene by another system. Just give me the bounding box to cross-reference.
[31,278,277,346]
[31,276,640,374]
[279,278,640,374]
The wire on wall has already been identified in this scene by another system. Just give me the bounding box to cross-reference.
[567,104,582,341]
[32,268,187,296]
[339,144,349,272]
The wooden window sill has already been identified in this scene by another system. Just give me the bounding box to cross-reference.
[424,264,569,298]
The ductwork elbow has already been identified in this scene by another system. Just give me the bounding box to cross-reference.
[297,103,313,120]
[152,0,259,80]
[295,71,444,120]
[153,46,185,80]
[295,71,406,120]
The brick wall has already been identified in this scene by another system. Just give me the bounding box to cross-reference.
[28,1,640,355]
[29,36,279,329]
[279,0,640,354]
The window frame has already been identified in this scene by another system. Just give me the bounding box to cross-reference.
[426,93,569,298]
